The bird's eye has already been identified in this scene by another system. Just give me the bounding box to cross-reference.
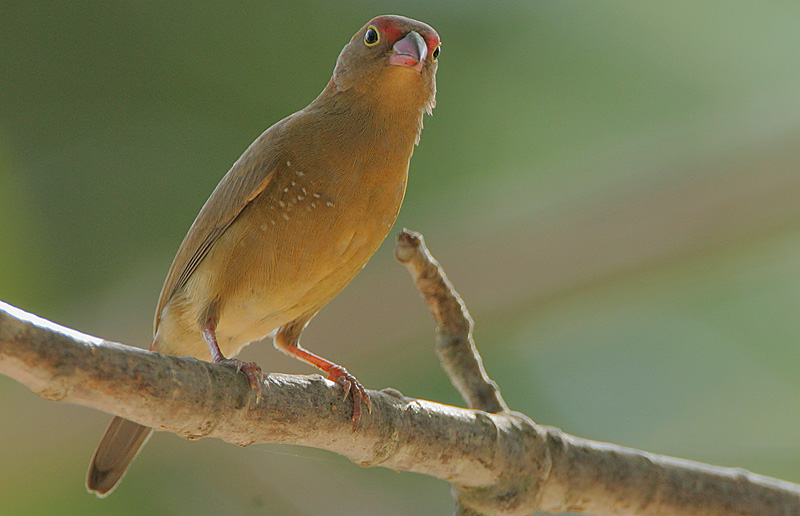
[432,44,441,61]
[364,26,380,46]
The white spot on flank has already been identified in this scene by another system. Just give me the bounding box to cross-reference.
[296,170,304,177]
[301,187,307,195]
[297,195,304,201]
[278,200,286,208]
[270,219,276,225]
[283,187,289,193]
[310,202,317,208]
[282,213,290,221]
[290,181,296,186]
[312,193,321,199]
[286,160,291,167]
[326,201,334,207]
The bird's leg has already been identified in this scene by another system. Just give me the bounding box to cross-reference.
[275,323,371,424]
[202,318,264,403]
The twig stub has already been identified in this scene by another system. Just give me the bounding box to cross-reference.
[395,228,508,414]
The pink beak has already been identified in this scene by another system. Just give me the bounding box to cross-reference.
[389,31,427,72]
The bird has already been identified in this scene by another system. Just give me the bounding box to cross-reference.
[86,14,440,497]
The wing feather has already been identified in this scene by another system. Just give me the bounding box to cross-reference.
[153,121,286,335]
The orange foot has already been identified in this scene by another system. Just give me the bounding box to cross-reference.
[219,358,265,403]
[327,365,372,425]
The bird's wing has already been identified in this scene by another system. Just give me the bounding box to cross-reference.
[153,121,286,336]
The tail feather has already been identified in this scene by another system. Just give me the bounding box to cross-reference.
[86,416,153,497]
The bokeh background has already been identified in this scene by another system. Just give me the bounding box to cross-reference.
[3,1,800,515]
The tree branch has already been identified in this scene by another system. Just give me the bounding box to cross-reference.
[395,229,507,414]
[1,231,799,516]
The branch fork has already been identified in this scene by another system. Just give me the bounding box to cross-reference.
[1,230,798,515]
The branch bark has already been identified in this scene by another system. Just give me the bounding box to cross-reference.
[395,229,507,414]
[1,231,798,516]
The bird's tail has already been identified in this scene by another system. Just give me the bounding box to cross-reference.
[86,416,153,497]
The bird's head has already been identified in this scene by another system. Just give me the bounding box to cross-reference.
[331,15,440,115]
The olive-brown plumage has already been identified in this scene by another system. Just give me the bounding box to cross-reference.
[87,15,440,497]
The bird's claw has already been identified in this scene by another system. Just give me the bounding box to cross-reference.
[327,366,371,425]
[219,358,265,404]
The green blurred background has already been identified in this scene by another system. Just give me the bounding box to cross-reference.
[2,1,800,514]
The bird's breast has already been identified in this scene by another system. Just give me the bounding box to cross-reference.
[207,147,410,345]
